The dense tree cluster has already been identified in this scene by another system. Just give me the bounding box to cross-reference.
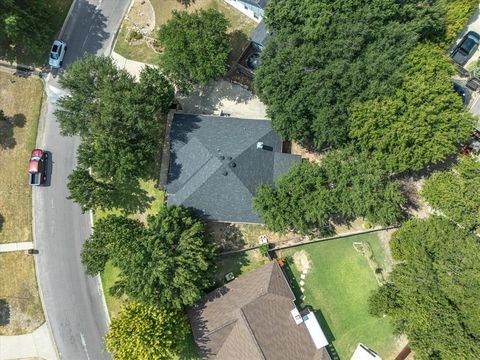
[56,56,174,211]
[422,156,480,232]
[253,149,405,234]
[350,44,473,172]
[369,217,480,359]
[105,302,189,360]
[0,0,59,63]
[81,206,216,309]
[157,9,231,92]
[255,0,443,148]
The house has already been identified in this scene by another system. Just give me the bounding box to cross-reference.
[188,261,332,360]
[166,113,301,223]
[224,0,267,23]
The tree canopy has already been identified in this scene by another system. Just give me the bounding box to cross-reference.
[0,0,61,63]
[56,55,174,210]
[81,206,216,309]
[350,44,473,173]
[255,0,443,148]
[253,149,405,234]
[105,302,189,360]
[369,217,480,359]
[422,156,480,232]
[158,9,231,92]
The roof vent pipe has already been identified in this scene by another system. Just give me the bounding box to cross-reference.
[257,142,264,150]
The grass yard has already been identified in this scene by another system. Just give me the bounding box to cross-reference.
[215,248,270,284]
[277,233,398,360]
[0,72,45,335]
[0,73,43,244]
[0,252,44,335]
[115,0,256,64]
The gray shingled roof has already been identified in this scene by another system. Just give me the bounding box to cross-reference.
[251,20,271,47]
[241,0,268,9]
[188,261,331,360]
[166,114,301,223]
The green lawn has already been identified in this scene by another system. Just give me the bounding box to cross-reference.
[278,233,397,360]
[215,248,270,284]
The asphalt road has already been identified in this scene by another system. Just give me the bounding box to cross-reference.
[33,0,130,359]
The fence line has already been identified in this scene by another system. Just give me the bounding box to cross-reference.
[218,225,400,256]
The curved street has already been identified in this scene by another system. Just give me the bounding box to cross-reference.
[33,0,130,359]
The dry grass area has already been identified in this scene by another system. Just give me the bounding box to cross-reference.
[0,73,43,244]
[0,252,44,335]
[115,0,256,64]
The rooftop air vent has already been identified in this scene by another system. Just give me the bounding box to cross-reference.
[219,155,225,160]
[222,171,228,176]
[227,156,233,161]
[257,142,264,149]
[229,162,236,168]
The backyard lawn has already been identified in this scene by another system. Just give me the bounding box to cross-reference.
[277,233,399,360]
[0,72,44,334]
[215,248,270,284]
[115,0,256,64]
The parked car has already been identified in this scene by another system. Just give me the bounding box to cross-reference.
[453,81,470,106]
[49,40,66,68]
[451,31,480,66]
[28,149,48,186]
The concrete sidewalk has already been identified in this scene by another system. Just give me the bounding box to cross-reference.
[0,242,33,253]
[111,51,149,79]
[0,323,58,360]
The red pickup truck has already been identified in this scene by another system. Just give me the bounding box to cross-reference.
[28,149,48,186]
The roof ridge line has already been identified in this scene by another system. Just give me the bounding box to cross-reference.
[239,308,267,360]
[202,317,238,338]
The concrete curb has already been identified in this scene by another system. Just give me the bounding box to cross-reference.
[59,0,78,39]
[90,210,112,326]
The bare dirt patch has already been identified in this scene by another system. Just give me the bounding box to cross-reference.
[292,250,311,274]
[377,229,397,275]
[399,176,430,219]
[291,142,325,163]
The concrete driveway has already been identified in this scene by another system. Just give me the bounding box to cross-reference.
[177,79,267,119]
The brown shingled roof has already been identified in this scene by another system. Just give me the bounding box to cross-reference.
[188,261,331,360]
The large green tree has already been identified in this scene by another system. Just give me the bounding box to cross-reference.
[255,0,443,148]
[253,149,405,234]
[350,44,473,173]
[81,206,216,309]
[369,217,480,359]
[105,302,189,360]
[158,9,231,92]
[67,168,116,212]
[0,0,60,63]
[57,56,174,182]
[422,156,480,232]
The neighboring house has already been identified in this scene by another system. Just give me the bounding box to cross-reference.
[225,0,267,23]
[188,261,332,360]
[166,113,301,223]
